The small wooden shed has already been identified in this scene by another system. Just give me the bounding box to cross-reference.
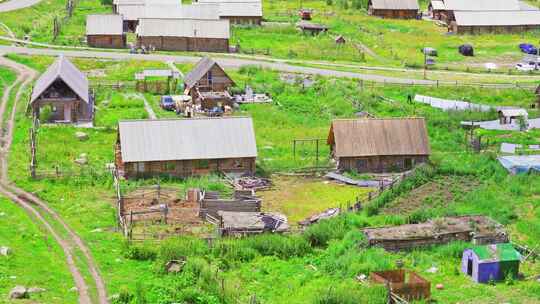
[371,270,431,301]
[183,57,235,109]
[462,243,521,283]
[368,0,420,19]
[498,108,528,125]
[30,56,94,124]
[115,117,257,179]
[297,21,329,35]
[86,15,126,48]
[327,118,431,173]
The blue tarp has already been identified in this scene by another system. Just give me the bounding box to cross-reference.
[498,155,540,174]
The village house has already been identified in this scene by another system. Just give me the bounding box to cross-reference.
[452,11,540,34]
[143,3,220,20]
[194,0,263,25]
[115,117,257,179]
[136,18,230,52]
[183,57,235,109]
[327,118,431,173]
[368,0,420,19]
[461,243,521,283]
[86,15,126,48]
[30,56,94,124]
[428,0,521,22]
[113,0,184,31]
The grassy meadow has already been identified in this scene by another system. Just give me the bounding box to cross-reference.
[1,54,540,302]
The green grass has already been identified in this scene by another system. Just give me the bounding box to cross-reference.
[2,55,540,303]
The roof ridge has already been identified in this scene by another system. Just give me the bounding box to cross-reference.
[119,116,252,123]
[333,117,425,121]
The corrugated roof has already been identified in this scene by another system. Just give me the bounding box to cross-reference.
[31,56,89,104]
[444,0,520,11]
[471,243,521,262]
[430,0,446,10]
[118,117,257,162]
[143,3,220,19]
[184,57,233,89]
[455,10,540,26]
[136,18,230,38]
[117,4,146,20]
[86,15,124,35]
[327,118,431,157]
[370,0,419,10]
[196,0,262,17]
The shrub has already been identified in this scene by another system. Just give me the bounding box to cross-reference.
[124,244,158,261]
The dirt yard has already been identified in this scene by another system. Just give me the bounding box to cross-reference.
[382,176,479,216]
[258,175,372,224]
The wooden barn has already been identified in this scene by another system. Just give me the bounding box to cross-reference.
[368,0,420,19]
[136,18,230,52]
[86,15,126,48]
[327,118,431,173]
[194,0,263,25]
[113,0,146,31]
[183,57,235,109]
[452,11,540,34]
[115,117,257,179]
[30,56,94,124]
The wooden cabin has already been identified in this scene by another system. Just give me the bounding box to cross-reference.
[30,56,94,124]
[136,18,230,52]
[368,0,420,19]
[86,15,126,48]
[297,21,329,35]
[183,57,235,109]
[115,117,257,179]
[327,118,431,173]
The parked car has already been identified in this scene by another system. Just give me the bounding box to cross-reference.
[519,43,538,55]
[515,62,536,71]
[160,96,176,111]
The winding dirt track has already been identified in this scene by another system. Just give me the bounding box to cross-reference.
[0,57,108,304]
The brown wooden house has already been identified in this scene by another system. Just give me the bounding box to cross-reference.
[327,118,431,173]
[183,57,235,109]
[136,18,230,52]
[368,0,420,19]
[30,56,94,124]
[115,117,257,179]
[86,15,126,48]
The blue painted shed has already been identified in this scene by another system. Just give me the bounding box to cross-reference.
[461,243,521,283]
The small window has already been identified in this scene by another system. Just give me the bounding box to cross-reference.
[404,158,413,170]
[137,162,145,172]
[197,160,209,169]
[52,106,57,112]
[356,159,367,170]
[164,162,175,171]
[233,159,244,168]
[207,71,213,85]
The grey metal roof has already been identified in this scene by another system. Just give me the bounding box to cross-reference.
[370,0,419,10]
[430,0,445,10]
[196,0,262,17]
[143,3,220,19]
[183,57,226,89]
[118,117,258,162]
[86,15,124,35]
[136,18,230,38]
[443,0,520,11]
[31,56,89,104]
[454,10,540,26]
[117,4,146,20]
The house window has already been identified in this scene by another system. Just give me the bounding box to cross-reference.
[197,160,209,169]
[233,159,244,168]
[356,159,367,171]
[164,162,175,171]
[404,158,413,170]
[137,162,145,172]
[207,71,213,85]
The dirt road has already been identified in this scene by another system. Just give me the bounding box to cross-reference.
[0,57,108,304]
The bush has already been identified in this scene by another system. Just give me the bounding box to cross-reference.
[124,244,158,261]
[304,214,369,247]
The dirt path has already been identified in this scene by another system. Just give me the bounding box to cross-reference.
[0,57,109,304]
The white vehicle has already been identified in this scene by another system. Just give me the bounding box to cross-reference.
[515,62,536,71]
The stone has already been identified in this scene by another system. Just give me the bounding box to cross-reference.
[75,153,88,165]
[0,246,11,256]
[9,286,28,299]
[426,266,438,273]
[356,274,367,281]
[75,132,89,141]
[69,287,78,293]
[27,287,46,294]
[436,283,444,290]
[165,259,186,273]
